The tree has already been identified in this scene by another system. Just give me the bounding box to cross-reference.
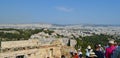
[67,39,70,46]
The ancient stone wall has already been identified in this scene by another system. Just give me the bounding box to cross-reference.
[0,39,62,58]
[1,39,40,49]
[1,39,75,58]
[1,45,61,58]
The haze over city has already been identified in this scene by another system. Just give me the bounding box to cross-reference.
[0,0,120,25]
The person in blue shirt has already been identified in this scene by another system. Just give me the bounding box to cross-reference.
[111,43,120,58]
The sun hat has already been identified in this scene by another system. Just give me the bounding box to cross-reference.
[109,40,114,44]
[89,52,97,57]
[98,44,101,47]
[78,49,81,50]
[87,45,91,49]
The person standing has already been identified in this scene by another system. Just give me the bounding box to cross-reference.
[70,49,74,57]
[111,43,120,58]
[94,44,104,58]
[73,53,79,58]
[78,49,82,58]
[114,42,118,48]
[105,40,116,58]
[98,44,104,53]
[85,45,93,58]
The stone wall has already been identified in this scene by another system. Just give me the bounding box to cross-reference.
[1,45,61,58]
[0,39,69,58]
[1,39,40,49]
[1,39,75,58]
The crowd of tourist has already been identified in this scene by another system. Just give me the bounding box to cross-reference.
[69,40,120,58]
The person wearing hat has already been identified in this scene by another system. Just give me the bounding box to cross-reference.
[78,49,82,58]
[114,42,118,48]
[85,45,93,58]
[105,40,116,58]
[98,44,104,53]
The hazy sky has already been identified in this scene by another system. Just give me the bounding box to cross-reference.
[0,0,120,24]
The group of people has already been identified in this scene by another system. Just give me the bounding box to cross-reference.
[85,44,104,58]
[69,40,120,58]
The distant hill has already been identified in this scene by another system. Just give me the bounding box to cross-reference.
[0,22,120,27]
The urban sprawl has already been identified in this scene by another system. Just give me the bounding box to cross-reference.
[0,23,120,58]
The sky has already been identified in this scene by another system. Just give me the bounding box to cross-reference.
[0,0,120,24]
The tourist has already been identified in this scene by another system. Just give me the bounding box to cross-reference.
[70,49,74,57]
[111,43,120,58]
[78,49,82,58]
[98,44,104,53]
[105,40,116,58]
[114,42,118,48]
[94,44,104,58]
[85,45,93,58]
[73,53,79,58]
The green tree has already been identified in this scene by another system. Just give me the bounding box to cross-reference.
[67,39,71,46]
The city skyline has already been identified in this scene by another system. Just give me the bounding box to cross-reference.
[0,0,120,24]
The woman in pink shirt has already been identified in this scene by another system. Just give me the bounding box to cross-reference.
[105,40,116,58]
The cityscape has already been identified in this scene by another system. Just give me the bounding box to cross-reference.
[0,23,120,58]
